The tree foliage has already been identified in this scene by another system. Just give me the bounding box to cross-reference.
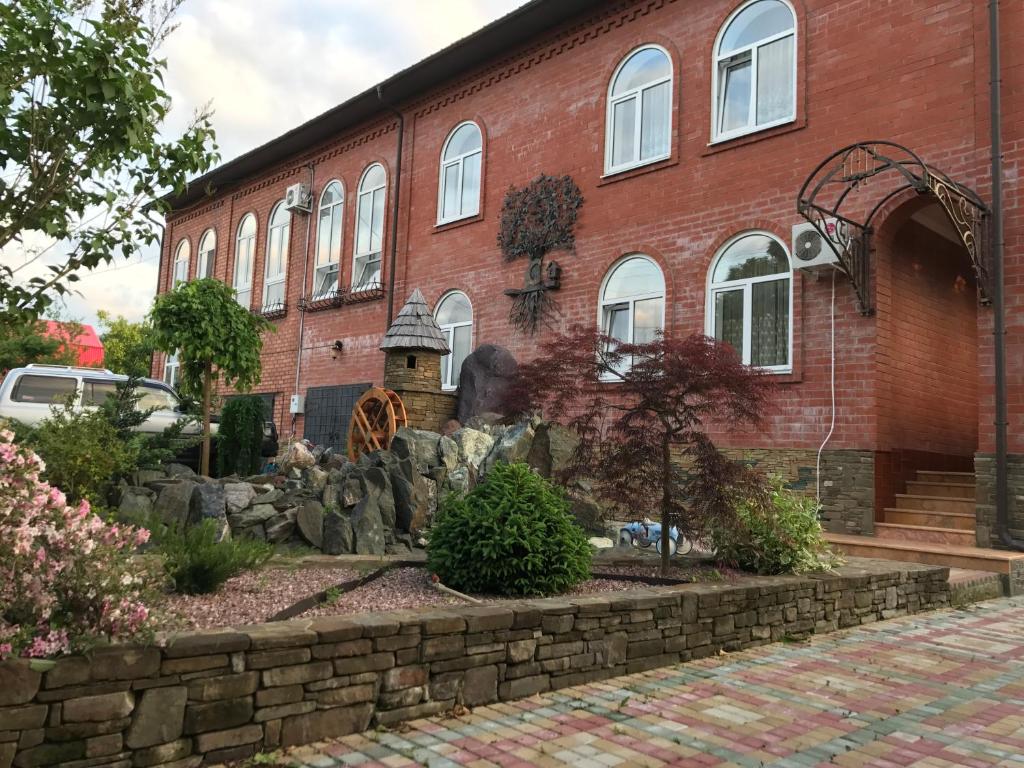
[0,0,218,320]
[217,395,266,477]
[149,279,271,474]
[97,310,155,378]
[505,326,774,574]
[0,316,80,372]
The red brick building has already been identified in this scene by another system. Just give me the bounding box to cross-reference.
[156,0,1023,550]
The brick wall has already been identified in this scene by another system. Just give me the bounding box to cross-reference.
[0,561,949,768]
[155,0,1024,479]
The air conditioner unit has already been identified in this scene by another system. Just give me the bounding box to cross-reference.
[284,182,311,213]
[792,218,841,270]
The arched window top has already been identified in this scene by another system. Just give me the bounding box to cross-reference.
[197,228,216,279]
[174,239,190,260]
[719,0,794,54]
[436,291,472,325]
[199,228,215,253]
[443,123,482,161]
[611,46,671,97]
[320,180,344,207]
[711,233,790,283]
[269,201,290,229]
[360,163,386,192]
[602,255,665,302]
[237,212,257,239]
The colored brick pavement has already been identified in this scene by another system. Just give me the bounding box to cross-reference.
[272,596,1024,767]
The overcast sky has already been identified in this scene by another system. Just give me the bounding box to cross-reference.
[2,0,527,330]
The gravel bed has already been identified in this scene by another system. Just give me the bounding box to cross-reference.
[160,567,361,631]
[298,567,668,619]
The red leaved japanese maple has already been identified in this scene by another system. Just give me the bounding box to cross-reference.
[505,326,774,574]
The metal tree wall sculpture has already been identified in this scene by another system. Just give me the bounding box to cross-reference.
[498,174,583,334]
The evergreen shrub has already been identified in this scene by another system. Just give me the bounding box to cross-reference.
[217,395,265,476]
[427,462,592,597]
[154,519,273,595]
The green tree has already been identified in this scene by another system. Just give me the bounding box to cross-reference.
[150,279,271,476]
[97,310,155,378]
[0,0,218,321]
[0,316,77,371]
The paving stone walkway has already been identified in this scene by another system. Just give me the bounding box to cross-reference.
[277,597,1024,767]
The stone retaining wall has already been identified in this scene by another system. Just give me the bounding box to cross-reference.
[0,560,949,768]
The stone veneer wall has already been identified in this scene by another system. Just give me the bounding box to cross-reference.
[382,351,457,433]
[974,453,1024,549]
[721,448,875,536]
[0,561,948,768]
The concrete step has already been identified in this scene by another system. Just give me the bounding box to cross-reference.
[905,481,975,499]
[825,533,1024,575]
[949,569,1007,604]
[894,494,975,513]
[916,470,976,484]
[883,508,975,531]
[874,522,975,547]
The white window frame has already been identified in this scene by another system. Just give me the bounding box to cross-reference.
[352,163,387,291]
[711,0,797,144]
[262,201,290,311]
[197,228,216,279]
[437,122,483,225]
[233,213,257,309]
[704,231,793,373]
[313,180,344,299]
[604,45,673,176]
[163,350,180,389]
[172,239,190,286]
[435,290,474,391]
[597,254,666,380]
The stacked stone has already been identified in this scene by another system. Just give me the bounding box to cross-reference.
[0,560,950,768]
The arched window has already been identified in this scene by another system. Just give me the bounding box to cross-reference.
[353,164,386,290]
[435,291,473,390]
[606,46,672,174]
[713,0,796,140]
[707,232,792,369]
[162,351,180,389]
[438,122,482,224]
[313,181,344,298]
[599,255,665,374]
[197,228,216,279]
[233,213,257,308]
[172,239,190,286]
[262,202,290,310]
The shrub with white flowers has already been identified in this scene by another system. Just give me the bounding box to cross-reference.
[0,428,159,658]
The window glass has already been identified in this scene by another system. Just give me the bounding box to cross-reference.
[197,229,216,279]
[82,380,118,406]
[443,123,482,159]
[438,123,482,223]
[12,374,77,404]
[163,350,180,389]
[603,256,665,301]
[234,214,257,308]
[173,239,190,285]
[263,202,289,310]
[607,46,672,172]
[708,233,791,369]
[138,384,179,411]
[599,256,665,375]
[436,292,473,390]
[314,181,344,298]
[715,0,795,139]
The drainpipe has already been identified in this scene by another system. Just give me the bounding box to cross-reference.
[151,219,167,378]
[292,162,316,439]
[988,0,1022,549]
[376,85,404,328]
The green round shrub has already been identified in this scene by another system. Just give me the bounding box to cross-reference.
[427,462,592,597]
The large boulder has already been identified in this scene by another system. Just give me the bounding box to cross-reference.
[438,436,459,471]
[164,462,196,478]
[392,471,431,533]
[281,442,316,474]
[296,500,325,548]
[451,428,494,472]
[223,482,257,515]
[350,496,386,555]
[189,484,230,541]
[444,465,473,495]
[303,466,328,495]
[322,510,354,555]
[229,503,278,530]
[363,467,396,530]
[456,344,518,423]
[526,422,579,478]
[265,509,297,543]
[389,428,441,472]
[153,480,198,528]
[119,486,155,519]
[481,420,536,476]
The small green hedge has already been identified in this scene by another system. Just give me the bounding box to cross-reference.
[217,395,265,477]
[712,476,842,575]
[155,519,273,594]
[427,462,592,597]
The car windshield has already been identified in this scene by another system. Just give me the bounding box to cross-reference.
[138,384,179,412]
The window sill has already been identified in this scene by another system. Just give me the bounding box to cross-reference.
[433,213,483,234]
[598,156,678,187]
[702,117,805,156]
[766,368,801,384]
[300,284,385,312]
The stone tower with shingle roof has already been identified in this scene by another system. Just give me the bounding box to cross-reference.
[381,289,457,432]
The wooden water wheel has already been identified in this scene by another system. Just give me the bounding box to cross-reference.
[347,387,408,460]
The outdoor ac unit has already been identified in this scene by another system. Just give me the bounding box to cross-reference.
[792,218,841,270]
[284,182,311,213]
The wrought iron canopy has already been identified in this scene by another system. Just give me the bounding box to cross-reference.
[797,141,991,315]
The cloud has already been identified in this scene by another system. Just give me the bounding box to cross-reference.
[2,0,529,329]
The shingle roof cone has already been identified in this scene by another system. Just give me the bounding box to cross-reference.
[380,288,451,353]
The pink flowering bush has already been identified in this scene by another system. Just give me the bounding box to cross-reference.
[0,428,160,659]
